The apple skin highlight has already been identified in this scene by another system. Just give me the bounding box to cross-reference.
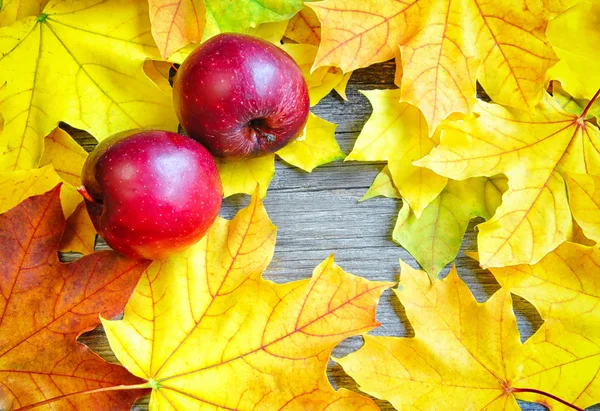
[80,130,223,260]
[173,33,310,160]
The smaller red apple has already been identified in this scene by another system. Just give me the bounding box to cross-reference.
[173,33,310,159]
[80,130,222,260]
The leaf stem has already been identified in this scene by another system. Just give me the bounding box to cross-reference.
[581,87,600,119]
[512,387,583,411]
[14,383,150,410]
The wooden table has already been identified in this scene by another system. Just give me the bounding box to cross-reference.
[67,61,553,411]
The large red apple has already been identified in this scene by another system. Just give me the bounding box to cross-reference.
[79,130,223,260]
[173,33,310,159]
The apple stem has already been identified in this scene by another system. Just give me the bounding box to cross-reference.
[512,387,583,411]
[77,185,96,203]
[14,383,150,410]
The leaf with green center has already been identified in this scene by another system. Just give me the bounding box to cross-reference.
[0,0,177,171]
[393,176,504,279]
[103,191,391,410]
[0,0,48,27]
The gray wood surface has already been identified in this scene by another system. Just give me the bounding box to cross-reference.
[65,61,573,410]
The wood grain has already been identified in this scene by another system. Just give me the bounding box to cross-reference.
[66,61,555,410]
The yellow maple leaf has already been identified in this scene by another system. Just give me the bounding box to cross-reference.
[346,89,447,218]
[38,127,96,254]
[546,1,600,101]
[417,92,600,267]
[285,6,321,46]
[0,0,178,172]
[103,191,390,410]
[482,242,600,410]
[361,165,400,201]
[144,60,174,94]
[217,154,275,198]
[59,200,96,255]
[277,112,343,172]
[563,173,600,245]
[310,0,559,133]
[0,0,48,27]
[283,6,353,101]
[333,70,352,100]
[149,0,206,59]
[339,259,597,410]
[39,127,87,187]
[217,113,342,197]
[551,81,600,120]
[0,165,80,218]
[281,43,342,106]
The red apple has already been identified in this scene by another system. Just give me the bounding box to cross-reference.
[173,33,310,159]
[79,130,223,260]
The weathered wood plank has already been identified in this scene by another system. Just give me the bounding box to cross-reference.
[67,61,555,410]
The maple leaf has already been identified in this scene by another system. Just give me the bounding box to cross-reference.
[393,176,506,279]
[0,0,178,172]
[479,242,600,410]
[282,6,353,101]
[551,81,600,122]
[217,113,343,197]
[563,173,600,245]
[0,0,48,27]
[339,259,596,411]
[346,89,447,218]
[0,186,151,410]
[285,6,321,46]
[59,200,97,255]
[310,0,559,133]
[417,91,600,267]
[24,127,96,254]
[0,165,81,219]
[202,0,303,40]
[149,0,206,59]
[102,190,391,410]
[361,166,400,201]
[217,154,275,198]
[546,1,600,101]
[39,127,87,188]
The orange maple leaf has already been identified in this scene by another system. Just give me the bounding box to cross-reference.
[0,186,151,410]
